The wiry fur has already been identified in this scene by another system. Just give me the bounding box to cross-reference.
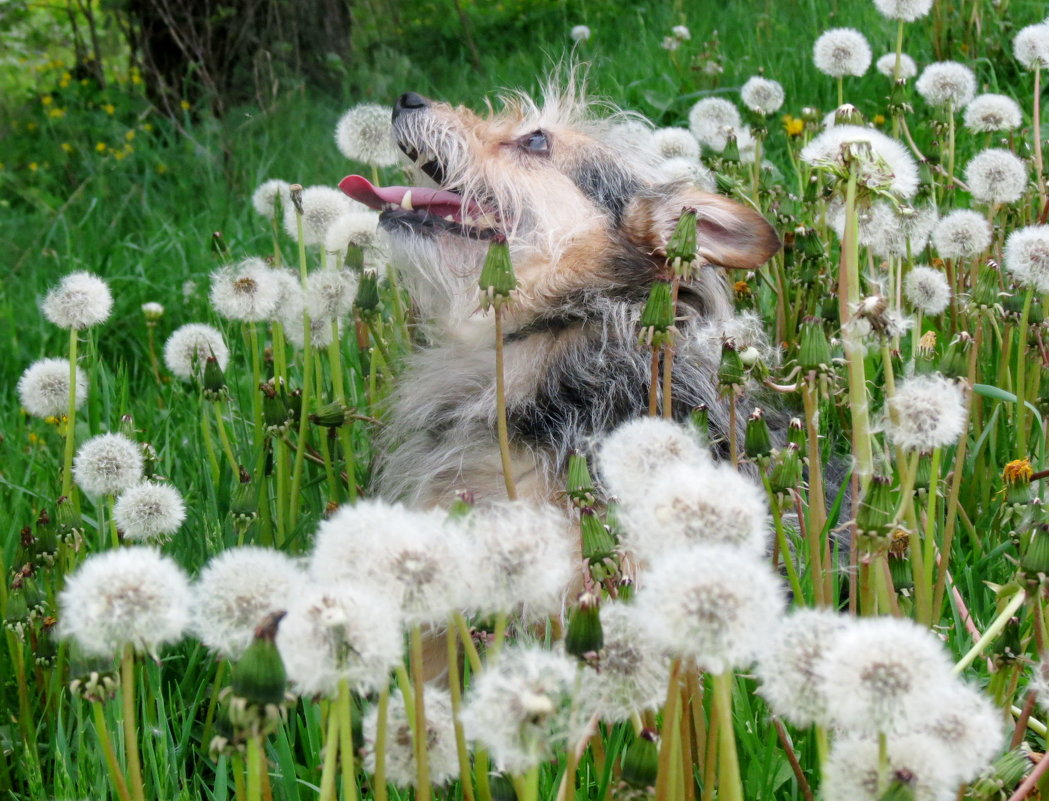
[375,76,780,506]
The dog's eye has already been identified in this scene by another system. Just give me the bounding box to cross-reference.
[519,130,551,154]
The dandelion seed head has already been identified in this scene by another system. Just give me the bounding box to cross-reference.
[606,118,655,154]
[1005,224,1049,294]
[113,481,186,543]
[210,258,281,322]
[931,209,992,259]
[755,608,848,728]
[740,76,785,115]
[868,202,938,258]
[819,616,956,733]
[276,583,403,697]
[964,94,1023,133]
[885,373,966,452]
[904,265,951,315]
[58,547,190,657]
[922,682,1005,783]
[1014,22,1049,70]
[190,546,304,660]
[916,62,977,108]
[363,687,460,787]
[324,211,389,272]
[163,324,230,382]
[801,125,920,198]
[597,417,709,501]
[650,127,701,161]
[283,185,361,247]
[42,271,113,330]
[823,734,959,801]
[876,52,917,79]
[688,97,743,153]
[571,25,591,43]
[873,0,933,21]
[334,103,401,167]
[74,432,144,496]
[251,179,291,218]
[966,148,1028,205]
[813,28,872,78]
[672,25,690,40]
[19,358,87,419]
[635,545,784,673]
[305,268,359,320]
[656,157,717,191]
[141,301,164,319]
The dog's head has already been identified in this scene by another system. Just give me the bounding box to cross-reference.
[340,80,780,327]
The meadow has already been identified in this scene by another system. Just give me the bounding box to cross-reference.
[4,0,1049,800]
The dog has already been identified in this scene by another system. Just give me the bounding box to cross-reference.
[340,77,780,506]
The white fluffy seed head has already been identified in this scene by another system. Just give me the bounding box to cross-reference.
[965,148,1028,205]
[309,499,466,625]
[163,323,230,382]
[58,547,190,657]
[755,608,848,728]
[886,373,966,452]
[363,687,460,787]
[635,545,784,673]
[453,501,575,621]
[964,94,1023,133]
[323,211,389,273]
[904,265,951,315]
[868,202,938,258]
[570,24,591,42]
[823,734,960,801]
[41,271,113,330]
[650,127,701,161]
[190,546,304,660]
[818,616,956,734]
[597,417,709,501]
[656,157,717,191]
[813,28,872,78]
[876,52,917,80]
[617,460,770,561]
[1014,22,1049,69]
[801,125,920,198]
[916,61,977,108]
[276,582,404,697]
[459,645,584,775]
[251,179,291,218]
[922,682,1005,783]
[740,76,785,115]
[113,481,186,543]
[305,268,359,320]
[279,287,337,350]
[210,258,282,322]
[873,0,933,21]
[18,358,87,419]
[688,97,743,153]
[334,103,401,167]
[283,185,359,247]
[578,601,670,723]
[1005,224,1049,293]
[932,209,992,259]
[74,432,144,496]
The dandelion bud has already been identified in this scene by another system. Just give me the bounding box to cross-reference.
[855,474,895,551]
[230,473,259,530]
[261,381,292,434]
[722,132,741,163]
[1021,524,1049,578]
[888,538,914,591]
[565,592,603,661]
[141,302,164,321]
[969,749,1032,801]
[834,103,865,126]
[447,491,475,519]
[787,417,805,450]
[310,401,349,428]
[689,404,710,439]
[799,318,833,374]
[566,452,597,507]
[580,513,616,561]
[639,281,675,346]
[479,238,517,310]
[620,729,659,788]
[744,407,773,460]
[230,614,288,733]
[69,660,121,703]
[938,332,972,380]
[489,774,518,801]
[666,208,698,277]
[56,494,83,546]
[718,342,746,393]
[202,355,228,401]
[211,231,231,261]
[714,172,740,194]
[289,184,303,215]
[769,443,803,495]
[354,270,380,316]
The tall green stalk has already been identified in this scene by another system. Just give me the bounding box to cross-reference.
[120,645,145,801]
[61,326,79,500]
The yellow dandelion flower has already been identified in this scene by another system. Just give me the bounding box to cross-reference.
[131,74,142,85]
[102,103,116,115]
[114,150,126,161]
[48,108,66,119]
[41,95,53,106]
[125,129,136,142]
[156,163,168,174]
[29,162,39,172]
[1004,459,1034,485]
[917,330,937,354]
[61,143,73,153]
[733,280,752,297]
[123,144,134,154]
[142,123,153,132]
[80,79,89,86]
[27,122,38,132]
[179,99,190,111]
[62,71,72,80]
[873,113,886,125]
[782,114,804,137]
[28,433,42,446]
[95,142,107,153]
[59,78,70,88]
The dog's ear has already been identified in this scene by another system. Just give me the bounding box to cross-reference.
[622,184,781,271]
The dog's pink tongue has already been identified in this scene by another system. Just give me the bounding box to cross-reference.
[339,175,462,213]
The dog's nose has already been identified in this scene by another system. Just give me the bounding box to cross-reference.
[393,92,430,121]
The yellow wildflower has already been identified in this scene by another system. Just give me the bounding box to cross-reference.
[1004,459,1034,485]
[41,95,53,106]
[48,108,66,119]
[114,150,126,161]
[180,99,190,111]
[873,114,886,125]
[29,162,38,172]
[143,123,153,132]
[156,163,168,174]
[102,103,116,115]
[125,129,136,142]
[61,143,73,153]
[95,142,107,153]
[782,114,804,137]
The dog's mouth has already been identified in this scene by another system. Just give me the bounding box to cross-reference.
[338,174,502,241]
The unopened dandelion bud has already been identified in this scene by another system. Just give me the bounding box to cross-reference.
[447,490,475,519]
[141,302,164,322]
[666,208,698,277]
[580,513,616,560]
[769,443,803,495]
[638,281,675,346]
[718,342,746,393]
[799,318,832,374]
[231,614,287,711]
[714,172,740,194]
[722,132,741,163]
[261,381,292,434]
[211,231,231,261]
[566,452,597,507]
[787,418,805,450]
[938,332,971,380]
[565,592,603,661]
[795,225,824,260]
[289,184,303,215]
[888,547,914,591]
[69,663,121,703]
[55,495,84,546]
[969,748,1032,801]
[32,508,58,562]
[855,474,895,550]
[744,407,773,460]
[689,404,710,439]
[489,774,518,801]
[479,238,517,310]
[230,474,258,529]
[620,729,660,788]
[1021,524,1049,576]
[310,401,348,428]
[354,270,380,316]
[202,355,228,400]
[834,103,865,126]
[141,442,159,479]
[344,244,364,270]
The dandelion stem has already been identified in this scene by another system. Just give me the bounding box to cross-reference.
[1016,287,1035,457]
[91,701,133,801]
[801,376,828,606]
[1035,64,1045,209]
[246,735,263,801]
[711,671,742,801]
[649,347,661,416]
[953,589,1027,674]
[318,702,340,801]
[445,627,475,801]
[451,612,484,675]
[373,686,390,801]
[62,326,79,500]
[494,305,518,501]
[289,208,314,527]
[655,659,682,801]
[876,731,889,797]
[920,447,942,625]
[768,491,805,603]
[120,645,145,801]
[771,718,813,801]
[213,401,240,474]
[409,626,432,801]
[337,679,358,801]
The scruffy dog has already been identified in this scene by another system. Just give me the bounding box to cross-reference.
[341,79,780,506]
